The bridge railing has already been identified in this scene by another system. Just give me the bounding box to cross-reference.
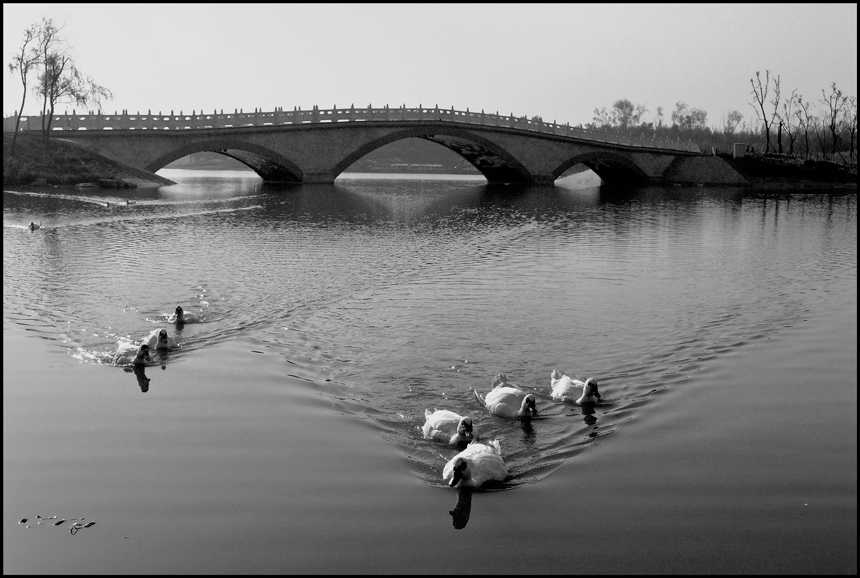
[3,106,701,153]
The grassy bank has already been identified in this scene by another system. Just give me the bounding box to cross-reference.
[3,133,173,187]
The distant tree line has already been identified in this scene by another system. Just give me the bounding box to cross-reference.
[587,71,857,165]
[8,17,112,154]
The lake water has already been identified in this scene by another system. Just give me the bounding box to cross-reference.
[3,170,856,574]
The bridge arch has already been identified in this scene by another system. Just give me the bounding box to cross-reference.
[554,151,650,185]
[331,126,533,184]
[146,138,304,182]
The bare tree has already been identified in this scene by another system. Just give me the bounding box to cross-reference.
[34,17,63,136]
[820,82,848,155]
[750,70,780,153]
[7,23,40,155]
[795,95,814,157]
[841,96,857,163]
[33,17,113,142]
[780,89,801,156]
[812,115,829,158]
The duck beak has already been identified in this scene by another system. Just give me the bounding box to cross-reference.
[449,469,463,487]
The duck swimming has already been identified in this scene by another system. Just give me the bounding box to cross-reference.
[28,221,41,230]
[113,342,151,366]
[442,439,508,488]
[422,409,478,445]
[144,328,177,350]
[473,373,538,418]
[168,305,199,324]
[550,369,601,404]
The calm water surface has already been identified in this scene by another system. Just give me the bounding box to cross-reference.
[3,170,856,573]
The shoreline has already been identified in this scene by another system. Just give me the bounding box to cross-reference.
[3,133,172,188]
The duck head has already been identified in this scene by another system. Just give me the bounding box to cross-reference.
[519,394,538,417]
[157,329,169,345]
[577,377,601,404]
[551,369,564,381]
[448,457,469,487]
[135,344,151,363]
[174,305,184,320]
[456,417,476,442]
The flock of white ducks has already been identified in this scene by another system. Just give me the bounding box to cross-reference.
[424,369,602,489]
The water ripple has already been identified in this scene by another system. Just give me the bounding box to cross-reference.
[4,179,855,489]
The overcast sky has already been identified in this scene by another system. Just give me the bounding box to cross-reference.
[3,3,857,129]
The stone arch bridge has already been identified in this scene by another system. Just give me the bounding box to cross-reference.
[5,105,725,185]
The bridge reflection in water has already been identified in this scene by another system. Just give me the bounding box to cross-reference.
[3,105,734,186]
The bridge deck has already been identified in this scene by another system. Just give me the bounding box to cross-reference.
[4,105,700,154]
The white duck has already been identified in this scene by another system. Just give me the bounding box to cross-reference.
[28,221,41,230]
[442,439,508,488]
[143,328,177,350]
[167,305,199,324]
[550,369,601,404]
[113,342,151,366]
[473,373,538,418]
[422,409,478,445]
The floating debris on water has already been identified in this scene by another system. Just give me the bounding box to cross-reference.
[54,519,66,526]
[19,518,27,524]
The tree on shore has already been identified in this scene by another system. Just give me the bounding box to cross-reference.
[820,82,848,156]
[655,105,664,129]
[749,70,780,153]
[722,110,744,134]
[7,23,40,156]
[780,89,801,156]
[812,116,828,157]
[591,99,648,130]
[33,17,113,142]
[671,101,707,131]
[583,72,855,165]
[841,96,856,162]
[795,95,814,157]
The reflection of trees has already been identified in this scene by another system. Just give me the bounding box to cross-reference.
[449,487,472,529]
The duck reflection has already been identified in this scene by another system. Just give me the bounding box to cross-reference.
[449,487,472,530]
[132,363,151,392]
[123,363,151,392]
[519,418,536,444]
[581,404,598,425]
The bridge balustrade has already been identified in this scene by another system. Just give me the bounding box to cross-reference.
[3,105,700,153]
